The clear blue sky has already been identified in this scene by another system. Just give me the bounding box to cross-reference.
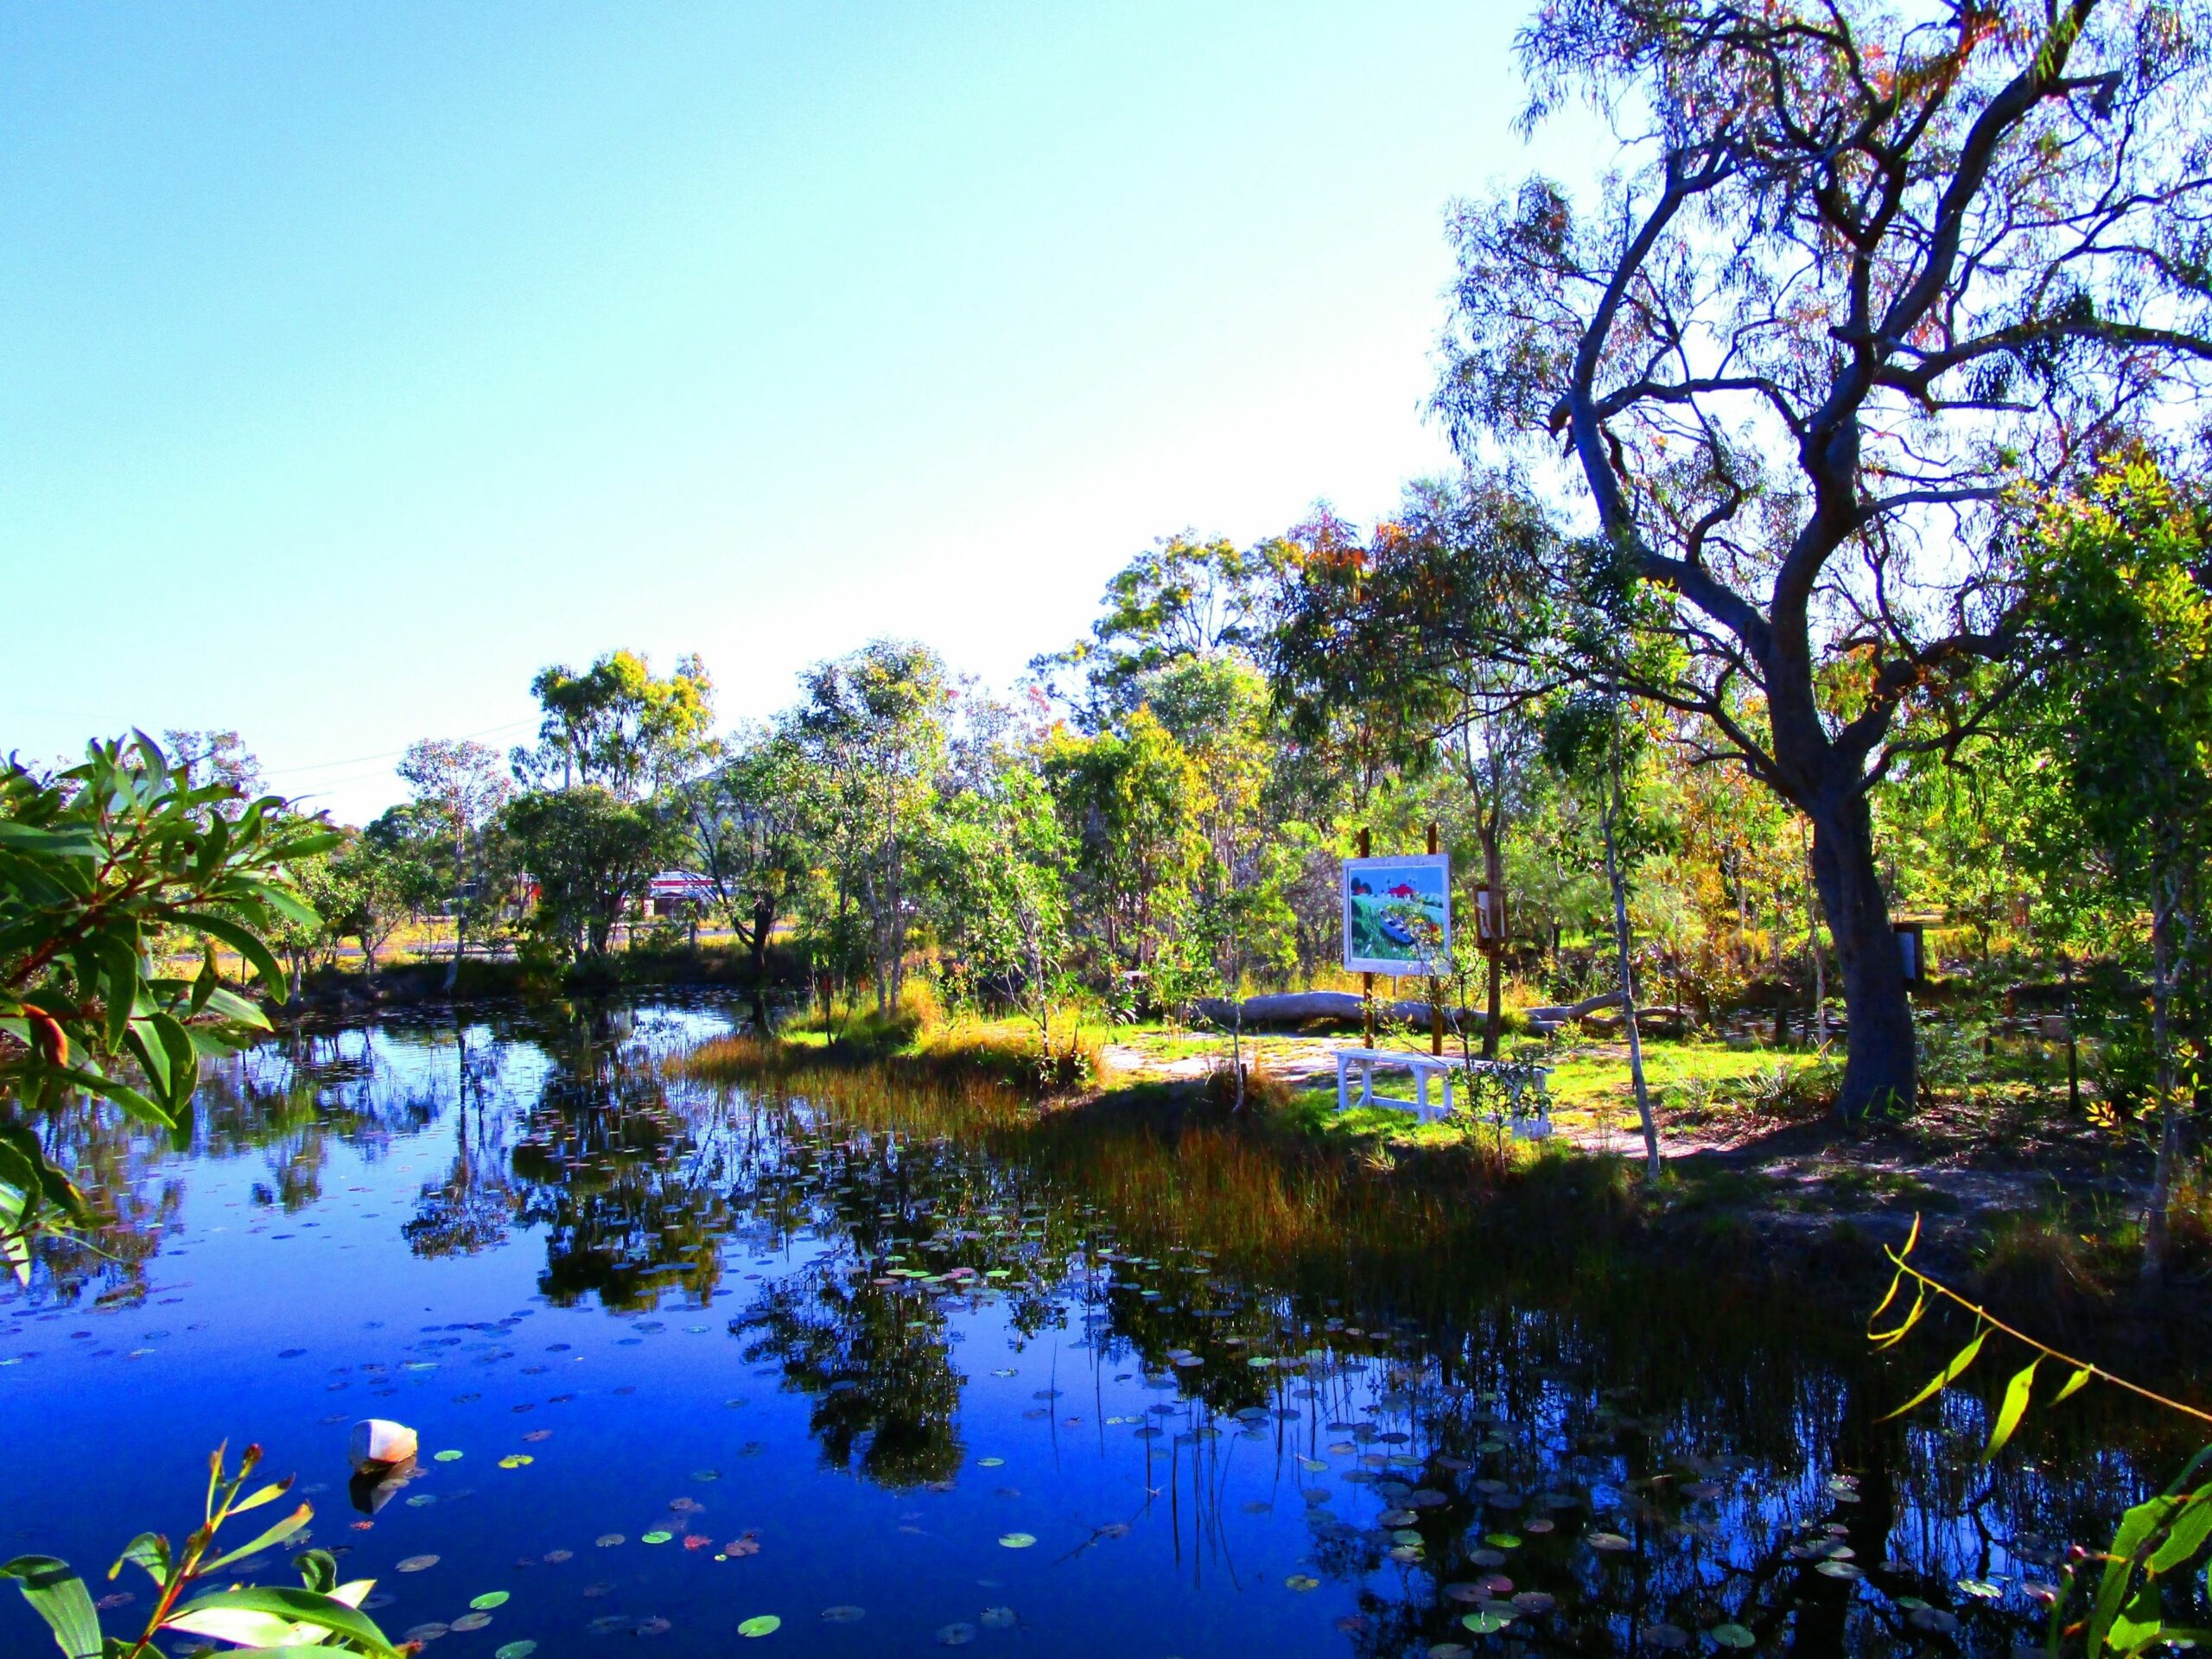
[2,1,1573,823]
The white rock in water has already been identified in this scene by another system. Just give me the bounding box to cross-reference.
[348,1418,418,1471]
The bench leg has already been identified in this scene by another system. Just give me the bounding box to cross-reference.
[1360,1062,1373,1107]
[1416,1069,1429,1116]
[1337,1058,1348,1113]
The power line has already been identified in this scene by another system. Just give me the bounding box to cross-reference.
[270,716,537,777]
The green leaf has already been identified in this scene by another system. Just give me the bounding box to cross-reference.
[2107,1580,2164,1656]
[105,1534,168,1588]
[1883,1331,1986,1420]
[198,983,269,1029]
[172,912,288,1003]
[2052,1363,2095,1405]
[1982,1357,2041,1460]
[190,951,219,1015]
[227,1477,297,1516]
[201,1503,311,1571]
[296,1549,337,1595]
[2,1555,105,1659]
[165,1586,398,1657]
[1870,1287,1926,1351]
[2092,1497,2181,1655]
[2148,1493,2212,1577]
[149,1013,197,1112]
[92,937,140,1052]
[59,1068,174,1130]
[121,1024,171,1102]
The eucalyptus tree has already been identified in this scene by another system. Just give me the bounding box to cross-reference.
[1545,691,1664,1177]
[919,768,1075,1058]
[1041,709,1206,1006]
[794,640,950,1017]
[1271,473,1561,1057]
[499,786,667,962]
[1435,0,2212,1118]
[511,649,716,801]
[161,728,264,813]
[1033,531,1294,726]
[2016,451,2212,1282]
[397,737,512,988]
[683,721,817,1026]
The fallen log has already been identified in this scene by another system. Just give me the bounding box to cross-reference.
[1186,991,1482,1029]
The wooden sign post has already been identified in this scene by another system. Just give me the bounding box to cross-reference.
[1358,827,1375,1047]
[1427,823,1443,1057]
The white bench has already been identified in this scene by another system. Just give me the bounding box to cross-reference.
[1333,1048,1554,1136]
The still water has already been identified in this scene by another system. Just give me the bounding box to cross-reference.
[0,1001,2188,1658]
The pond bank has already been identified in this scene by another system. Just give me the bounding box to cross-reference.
[683,1026,2209,1371]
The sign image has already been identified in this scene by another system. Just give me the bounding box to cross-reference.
[1342,854,1451,974]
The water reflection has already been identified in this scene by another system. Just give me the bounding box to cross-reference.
[8,997,2202,1659]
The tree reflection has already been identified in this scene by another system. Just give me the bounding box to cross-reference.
[506,1007,729,1309]
[733,1272,963,1487]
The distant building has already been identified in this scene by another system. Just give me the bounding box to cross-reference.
[645,871,716,918]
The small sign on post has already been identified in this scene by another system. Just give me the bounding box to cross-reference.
[1471,886,1503,952]
[1427,824,1442,1057]
[1894,919,1927,988]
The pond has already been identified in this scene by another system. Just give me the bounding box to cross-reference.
[0,999,2192,1659]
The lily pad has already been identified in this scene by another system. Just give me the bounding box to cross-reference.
[938,1622,978,1645]
[1462,1611,1510,1635]
[1286,1575,1320,1592]
[434,1450,465,1462]
[997,1532,1036,1549]
[820,1606,866,1624]
[471,1592,511,1610]
[1708,1624,1756,1649]
[451,1611,493,1632]
[397,1555,441,1573]
[642,1530,673,1545]
[498,1454,534,1469]
[738,1614,781,1637]
[981,1606,1017,1628]
[495,1643,537,1659]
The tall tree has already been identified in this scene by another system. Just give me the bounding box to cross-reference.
[1435,0,2212,1118]
[397,738,512,989]
[682,721,816,1027]
[794,641,949,1016]
[1033,532,1293,725]
[1041,708,1205,1004]
[499,787,666,962]
[161,729,264,819]
[920,769,1075,1059]
[2017,450,2212,1282]
[1271,474,1560,1056]
[512,650,715,801]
